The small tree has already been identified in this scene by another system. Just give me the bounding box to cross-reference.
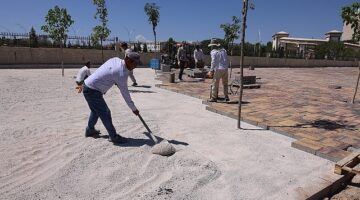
[92,0,111,62]
[221,16,241,77]
[162,37,176,59]
[342,2,360,43]
[143,43,148,53]
[342,2,360,103]
[41,5,74,76]
[136,42,142,52]
[220,16,241,52]
[144,3,160,53]
[314,41,345,60]
[200,39,212,55]
[29,27,38,48]
[238,0,254,129]
[265,41,272,56]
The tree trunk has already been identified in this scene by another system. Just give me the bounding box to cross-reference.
[153,28,157,75]
[237,0,248,129]
[101,39,104,63]
[153,28,157,53]
[351,63,360,104]
[61,44,64,77]
[230,41,234,78]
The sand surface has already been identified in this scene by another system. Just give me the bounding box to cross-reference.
[0,68,340,199]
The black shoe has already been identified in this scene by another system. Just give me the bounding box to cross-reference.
[132,82,138,86]
[208,98,217,102]
[225,96,230,102]
[85,128,101,137]
[109,134,128,144]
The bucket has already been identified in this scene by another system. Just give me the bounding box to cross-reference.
[149,58,160,70]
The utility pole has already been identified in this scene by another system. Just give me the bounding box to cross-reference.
[124,26,134,44]
[258,29,261,57]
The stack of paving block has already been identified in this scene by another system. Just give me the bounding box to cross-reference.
[186,68,209,78]
[161,64,171,72]
[229,75,261,94]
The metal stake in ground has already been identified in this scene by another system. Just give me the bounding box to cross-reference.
[138,114,176,156]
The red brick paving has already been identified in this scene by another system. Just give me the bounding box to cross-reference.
[156,67,360,162]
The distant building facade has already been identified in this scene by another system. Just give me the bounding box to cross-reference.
[272,23,360,59]
[341,23,356,43]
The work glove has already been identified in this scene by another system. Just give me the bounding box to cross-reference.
[75,85,83,93]
[207,71,214,79]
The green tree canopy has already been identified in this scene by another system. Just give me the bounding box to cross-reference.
[41,5,73,76]
[220,16,240,52]
[162,37,176,54]
[314,41,346,60]
[41,5,74,46]
[143,43,148,53]
[29,26,38,47]
[92,0,111,61]
[341,2,360,43]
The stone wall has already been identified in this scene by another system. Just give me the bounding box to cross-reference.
[0,47,121,65]
[0,46,357,68]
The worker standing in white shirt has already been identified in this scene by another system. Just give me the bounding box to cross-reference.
[193,45,204,68]
[75,61,91,93]
[83,52,141,144]
[208,39,230,102]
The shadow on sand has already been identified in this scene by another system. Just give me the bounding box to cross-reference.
[132,85,152,88]
[92,132,189,147]
[129,89,156,93]
[143,132,189,146]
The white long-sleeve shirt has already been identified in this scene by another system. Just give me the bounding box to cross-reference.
[75,66,91,84]
[193,49,204,62]
[84,57,137,111]
[124,48,131,57]
[210,48,229,71]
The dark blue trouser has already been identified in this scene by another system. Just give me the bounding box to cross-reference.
[178,61,186,80]
[83,85,117,139]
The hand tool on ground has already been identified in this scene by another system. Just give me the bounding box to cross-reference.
[138,114,176,156]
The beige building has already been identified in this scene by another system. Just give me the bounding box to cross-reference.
[341,22,356,42]
[272,23,360,58]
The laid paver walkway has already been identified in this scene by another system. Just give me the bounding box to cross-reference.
[155,67,360,162]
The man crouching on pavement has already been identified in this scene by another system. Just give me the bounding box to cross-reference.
[82,52,140,144]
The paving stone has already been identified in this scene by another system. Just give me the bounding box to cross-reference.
[319,138,351,149]
[156,67,360,161]
[316,147,351,162]
[294,132,324,141]
[292,138,326,155]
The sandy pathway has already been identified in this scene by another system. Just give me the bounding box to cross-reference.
[0,68,339,200]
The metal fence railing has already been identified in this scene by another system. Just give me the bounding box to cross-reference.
[0,32,117,49]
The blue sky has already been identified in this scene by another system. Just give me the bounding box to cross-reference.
[0,0,356,44]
